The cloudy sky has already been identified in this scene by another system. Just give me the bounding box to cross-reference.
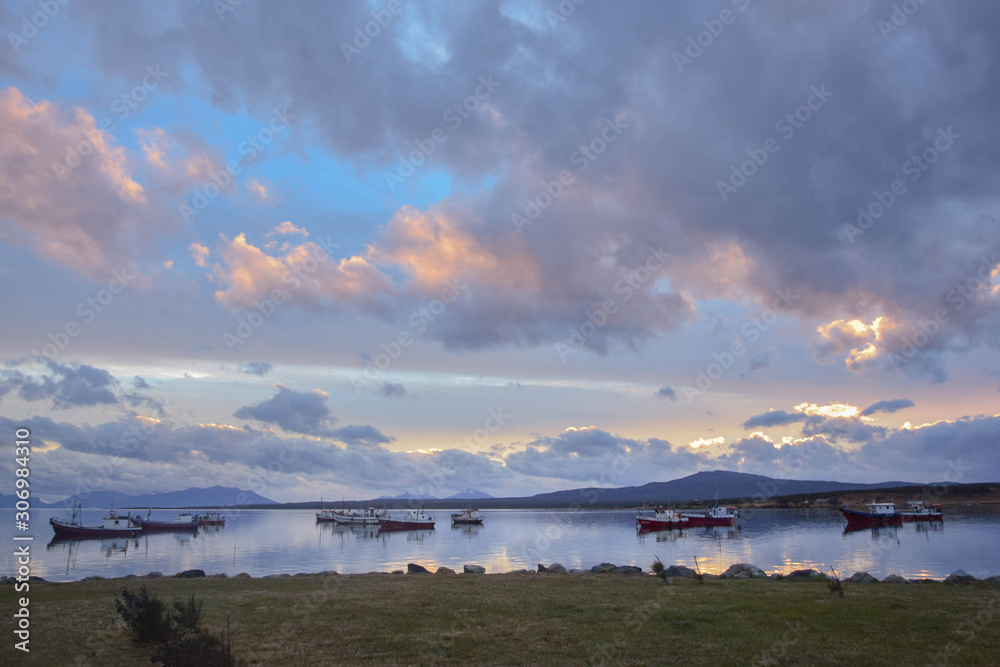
[1,0,998,504]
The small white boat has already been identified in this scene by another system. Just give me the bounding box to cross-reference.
[450,507,484,524]
[378,509,435,531]
[316,507,383,525]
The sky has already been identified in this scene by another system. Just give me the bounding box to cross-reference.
[1,0,998,504]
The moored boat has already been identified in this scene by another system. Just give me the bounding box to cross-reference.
[898,500,943,522]
[129,511,199,532]
[378,508,435,531]
[450,507,484,524]
[682,505,739,527]
[636,507,689,531]
[194,511,227,526]
[840,501,903,529]
[50,505,139,538]
[316,507,383,525]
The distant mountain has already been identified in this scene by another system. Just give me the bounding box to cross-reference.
[519,470,940,507]
[375,490,439,500]
[446,489,494,499]
[39,485,277,509]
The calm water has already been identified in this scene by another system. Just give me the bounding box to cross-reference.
[4,506,998,582]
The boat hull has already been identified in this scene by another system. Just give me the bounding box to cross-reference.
[899,513,943,522]
[50,517,139,538]
[451,518,484,524]
[683,515,736,527]
[378,519,435,531]
[636,516,688,530]
[130,520,198,532]
[840,508,903,528]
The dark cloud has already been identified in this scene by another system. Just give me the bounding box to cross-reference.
[860,398,915,417]
[0,360,118,409]
[233,384,392,445]
[742,410,807,429]
[749,348,777,372]
[239,362,274,376]
[132,376,150,389]
[379,382,407,399]
[655,386,677,401]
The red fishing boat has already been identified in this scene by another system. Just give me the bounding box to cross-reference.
[450,507,484,525]
[377,509,435,531]
[49,504,139,538]
[636,507,689,531]
[129,510,199,532]
[898,500,943,522]
[194,511,227,526]
[840,501,903,529]
[682,505,739,527]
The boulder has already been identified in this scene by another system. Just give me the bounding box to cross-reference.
[436,566,456,575]
[407,563,431,574]
[663,565,697,578]
[81,576,106,581]
[591,563,617,574]
[507,569,528,574]
[946,570,977,584]
[544,563,568,575]
[146,571,164,578]
[883,574,907,584]
[722,563,767,579]
[211,573,229,578]
[176,569,206,579]
[317,570,339,576]
[463,564,486,574]
[786,569,827,581]
[846,572,879,584]
[391,570,404,574]
[234,572,252,579]
[263,573,290,579]
[614,565,643,575]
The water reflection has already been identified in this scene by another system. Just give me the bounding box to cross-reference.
[12,507,998,581]
[451,523,482,538]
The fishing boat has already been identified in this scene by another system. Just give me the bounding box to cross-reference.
[450,507,484,524]
[378,508,435,531]
[682,505,740,527]
[316,507,383,525]
[840,501,903,529]
[635,506,689,531]
[194,511,227,526]
[898,500,943,522]
[50,504,140,538]
[129,510,199,532]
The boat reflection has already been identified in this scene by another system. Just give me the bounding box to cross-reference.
[451,522,482,537]
[376,528,430,545]
[46,535,140,575]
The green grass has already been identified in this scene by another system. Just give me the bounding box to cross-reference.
[3,573,998,666]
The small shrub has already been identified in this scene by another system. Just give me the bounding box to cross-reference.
[828,568,844,598]
[152,631,234,667]
[651,556,665,578]
[172,595,205,636]
[115,584,174,643]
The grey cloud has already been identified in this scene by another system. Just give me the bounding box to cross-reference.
[0,360,118,409]
[379,382,407,398]
[656,386,677,400]
[742,410,807,429]
[860,398,915,417]
[239,362,274,376]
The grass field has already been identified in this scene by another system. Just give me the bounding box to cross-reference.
[3,573,998,666]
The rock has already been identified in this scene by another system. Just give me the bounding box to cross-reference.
[883,574,908,584]
[317,570,339,576]
[722,563,767,579]
[211,573,229,578]
[176,569,206,579]
[507,569,528,574]
[544,563,568,575]
[946,570,977,584]
[986,575,1000,584]
[786,569,827,580]
[81,576,106,581]
[436,567,456,575]
[263,573,290,579]
[407,563,431,574]
[591,562,617,574]
[846,572,879,584]
[615,565,643,575]
[234,572,252,579]
[537,564,547,572]
[146,571,164,578]
[293,572,312,577]
[663,565,697,578]
[463,564,486,574]
[391,570,404,574]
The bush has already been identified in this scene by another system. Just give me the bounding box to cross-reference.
[115,584,174,643]
[171,595,205,636]
[152,632,234,667]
